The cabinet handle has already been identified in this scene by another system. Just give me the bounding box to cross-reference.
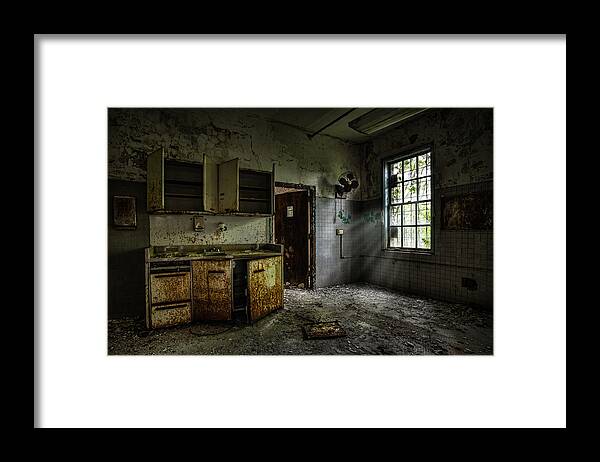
[154,272,188,278]
[253,269,265,273]
[155,303,188,311]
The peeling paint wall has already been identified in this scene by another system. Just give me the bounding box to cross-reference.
[361,108,493,199]
[149,215,271,247]
[359,108,493,308]
[108,108,363,199]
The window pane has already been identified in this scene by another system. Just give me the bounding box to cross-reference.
[403,157,417,180]
[390,205,401,226]
[390,227,401,247]
[418,152,431,177]
[403,180,417,202]
[387,151,433,252]
[402,203,415,225]
[417,226,431,249]
[390,161,402,182]
[418,177,431,200]
[403,226,416,247]
[417,202,431,224]
[391,186,402,204]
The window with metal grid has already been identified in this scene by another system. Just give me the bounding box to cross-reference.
[386,148,432,250]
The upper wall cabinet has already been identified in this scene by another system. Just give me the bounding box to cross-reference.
[238,167,274,215]
[147,147,204,213]
[218,158,240,213]
[202,155,275,216]
[147,148,274,216]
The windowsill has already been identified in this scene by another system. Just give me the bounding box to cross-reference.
[382,248,434,256]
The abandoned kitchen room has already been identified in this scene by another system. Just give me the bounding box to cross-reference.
[108,107,493,355]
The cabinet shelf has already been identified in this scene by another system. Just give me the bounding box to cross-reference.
[165,178,203,186]
[165,193,203,198]
[239,185,269,191]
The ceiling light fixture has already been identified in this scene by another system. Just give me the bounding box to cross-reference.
[348,108,428,135]
[307,108,356,139]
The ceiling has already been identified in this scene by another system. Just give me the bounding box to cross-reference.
[255,108,427,143]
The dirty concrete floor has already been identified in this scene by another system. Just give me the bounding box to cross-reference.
[108,283,493,355]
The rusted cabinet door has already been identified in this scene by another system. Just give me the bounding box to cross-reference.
[218,158,239,213]
[151,302,192,329]
[149,271,192,329]
[150,272,191,305]
[192,260,233,321]
[147,147,164,211]
[203,153,219,213]
[248,256,283,322]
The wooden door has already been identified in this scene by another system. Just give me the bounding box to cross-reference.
[275,191,309,286]
[146,147,164,211]
[218,158,239,213]
[191,260,233,321]
[248,256,283,322]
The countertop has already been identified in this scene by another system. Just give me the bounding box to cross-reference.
[148,250,282,263]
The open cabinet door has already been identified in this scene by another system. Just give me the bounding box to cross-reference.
[203,153,219,212]
[271,163,276,215]
[146,147,164,211]
[218,158,239,213]
[248,256,283,322]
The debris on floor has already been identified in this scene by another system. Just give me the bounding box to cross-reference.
[108,283,493,355]
[189,323,237,337]
[303,321,346,340]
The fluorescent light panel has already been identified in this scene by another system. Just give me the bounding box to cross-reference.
[348,108,428,135]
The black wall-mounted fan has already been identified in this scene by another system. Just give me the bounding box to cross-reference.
[335,171,359,198]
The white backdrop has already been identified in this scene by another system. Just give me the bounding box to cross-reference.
[34,35,566,428]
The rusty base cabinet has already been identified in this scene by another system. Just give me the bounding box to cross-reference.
[151,302,192,329]
[147,270,192,329]
[192,260,233,321]
[247,256,283,323]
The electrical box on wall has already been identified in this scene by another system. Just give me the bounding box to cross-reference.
[336,229,344,235]
[193,215,205,231]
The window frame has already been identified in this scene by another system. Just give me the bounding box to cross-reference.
[382,143,434,254]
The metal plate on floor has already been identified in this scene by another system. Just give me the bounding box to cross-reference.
[302,321,346,340]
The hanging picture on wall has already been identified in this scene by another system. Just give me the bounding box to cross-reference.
[441,191,493,230]
[113,195,137,229]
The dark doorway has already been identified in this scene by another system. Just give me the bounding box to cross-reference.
[274,183,315,289]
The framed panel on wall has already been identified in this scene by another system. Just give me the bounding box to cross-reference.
[113,195,137,229]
